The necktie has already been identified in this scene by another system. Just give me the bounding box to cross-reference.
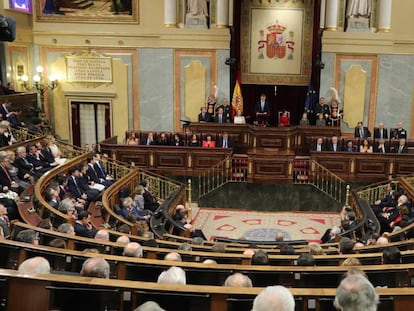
[97,162,105,176]
[223,140,227,148]
[360,129,364,137]
[261,102,264,111]
[333,144,336,152]
[317,145,321,152]
[219,115,222,123]
[399,146,403,153]
[73,177,81,194]
[380,130,383,139]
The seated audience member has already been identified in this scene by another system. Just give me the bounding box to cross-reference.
[123,242,143,258]
[334,275,378,311]
[164,252,182,262]
[339,237,354,254]
[26,144,55,175]
[354,121,371,138]
[126,132,139,145]
[359,139,373,153]
[157,132,169,145]
[93,153,114,183]
[207,105,215,122]
[135,301,165,311]
[1,121,16,145]
[299,112,310,126]
[224,272,253,287]
[382,246,401,264]
[188,134,200,147]
[7,150,31,188]
[140,132,156,145]
[233,109,246,124]
[374,122,388,139]
[140,179,160,212]
[86,155,112,188]
[393,138,408,154]
[7,108,24,127]
[251,250,269,265]
[95,229,109,241]
[57,223,75,235]
[275,232,284,242]
[315,113,326,126]
[214,107,228,123]
[327,136,341,152]
[28,118,44,135]
[280,244,296,255]
[374,139,389,153]
[133,185,146,211]
[278,110,290,127]
[343,140,357,152]
[171,133,184,146]
[178,242,192,251]
[217,98,231,121]
[342,257,361,266]
[211,242,226,253]
[192,236,204,245]
[376,236,389,246]
[121,197,150,222]
[78,164,103,201]
[15,229,39,245]
[80,257,110,279]
[14,146,37,181]
[391,121,407,139]
[18,257,50,274]
[252,286,295,311]
[38,218,53,230]
[0,203,10,238]
[116,235,130,245]
[74,211,97,238]
[157,266,186,285]
[202,134,216,148]
[49,238,67,249]
[45,135,67,165]
[0,151,23,194]
[198,106,210,123]
[312,137,326,152]
[217,132,232,148]
[296,253,315,266]
[308,242,324,255]
[66,166,89,204]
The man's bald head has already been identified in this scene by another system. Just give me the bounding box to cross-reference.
[123,242,143,258]
[18,257,50,274]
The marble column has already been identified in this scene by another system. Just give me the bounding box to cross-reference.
[320,0,326,29]
[377,0,392,32]
[216,0,229,28]
[325,0,338,31]
[164,0,177,28]
[228,0,234,26]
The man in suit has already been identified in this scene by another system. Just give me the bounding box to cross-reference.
[392,121,407,139]
[327,136,341,152]
[214,107,228,123]
[140,132,156,145]
[198,106,210,123]
[93,153,114,184]
[343,140,357,152]
[0,151,23,194]
[374,122,388,139]
[26,144,53,175]
[374,139,389,153]
[216,98,231,122]
[66,166,89,204]
[140,179,159,212]
[87,155,112,188]
[354,121,371,138]
[14,146,36,181]
[217,133,233,148]
[0,100,12,121]
[393,138,408,154]
[255,93,271,126]
[312,137,326,152]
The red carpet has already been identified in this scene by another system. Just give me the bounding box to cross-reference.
[192,208,340,243]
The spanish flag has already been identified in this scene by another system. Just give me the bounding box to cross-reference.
[231,80,243,119]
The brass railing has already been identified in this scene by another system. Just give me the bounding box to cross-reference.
[356,181,395,204]
[197,157,243,198]
[309,159,345,203]
[10,127,36,143]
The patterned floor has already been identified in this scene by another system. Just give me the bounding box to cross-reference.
[192,208,340,243]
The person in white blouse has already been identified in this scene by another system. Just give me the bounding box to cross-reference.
[233,109,246,124]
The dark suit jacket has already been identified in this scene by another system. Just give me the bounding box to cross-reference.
[94,161,107,179]
[74,222,97,238]
[255,101,271,114]
[343,145,357,152]
[67,176,84,199]
[198,112,211,123]
[374,143,389,153]
[0,104,9,120]
[214,113,228,123]
[373,128,388,139]
[354,127,371,138]
[217,137,233,148]
[0,165,12,188]
[393,145,408,154]
[312,143,326,152]
[327,143,341,152]
[86,163,100,183]
[13,156,34,179]
[392,128,407,139]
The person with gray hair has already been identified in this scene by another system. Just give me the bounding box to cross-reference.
[95,229,110,241]
[15,229,39,245]
[178,242,192,251]
[116,235,130,245]
[135,301,165,311]
[80,257,110,279]
[164,252,182,262]
[252,285,295,311]
[18,256,50,274]
[123,242,143,258]
[224,272,253,287]
[57,223,75,235]
[157,266,186,285]
[334,275,379,311]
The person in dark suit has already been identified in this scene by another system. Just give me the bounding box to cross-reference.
[392,138,408,154]
[93,153,115,184]
[343,140,357,152]
[354,121,371,138]
[0,100,12,121]
[86,155,112,188]
[171,133,185,146]
[214,107,228,123]
[374,139,389,153]
[198,106,210,123]
[0,151,23,194]
[373,123,388,139]
[78,164,102,202]
[327,136,341,152]
[26,144,54,175]
[217,133,233,148]
[14,146,36,181]
[391,122,407,139]
[74,211,97,238]
[140,132,156,145]
[140,179,159,212]
[255,93,271,126]
[216,98,231,122]
[312,137,326,152]
[66,166,89,204]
